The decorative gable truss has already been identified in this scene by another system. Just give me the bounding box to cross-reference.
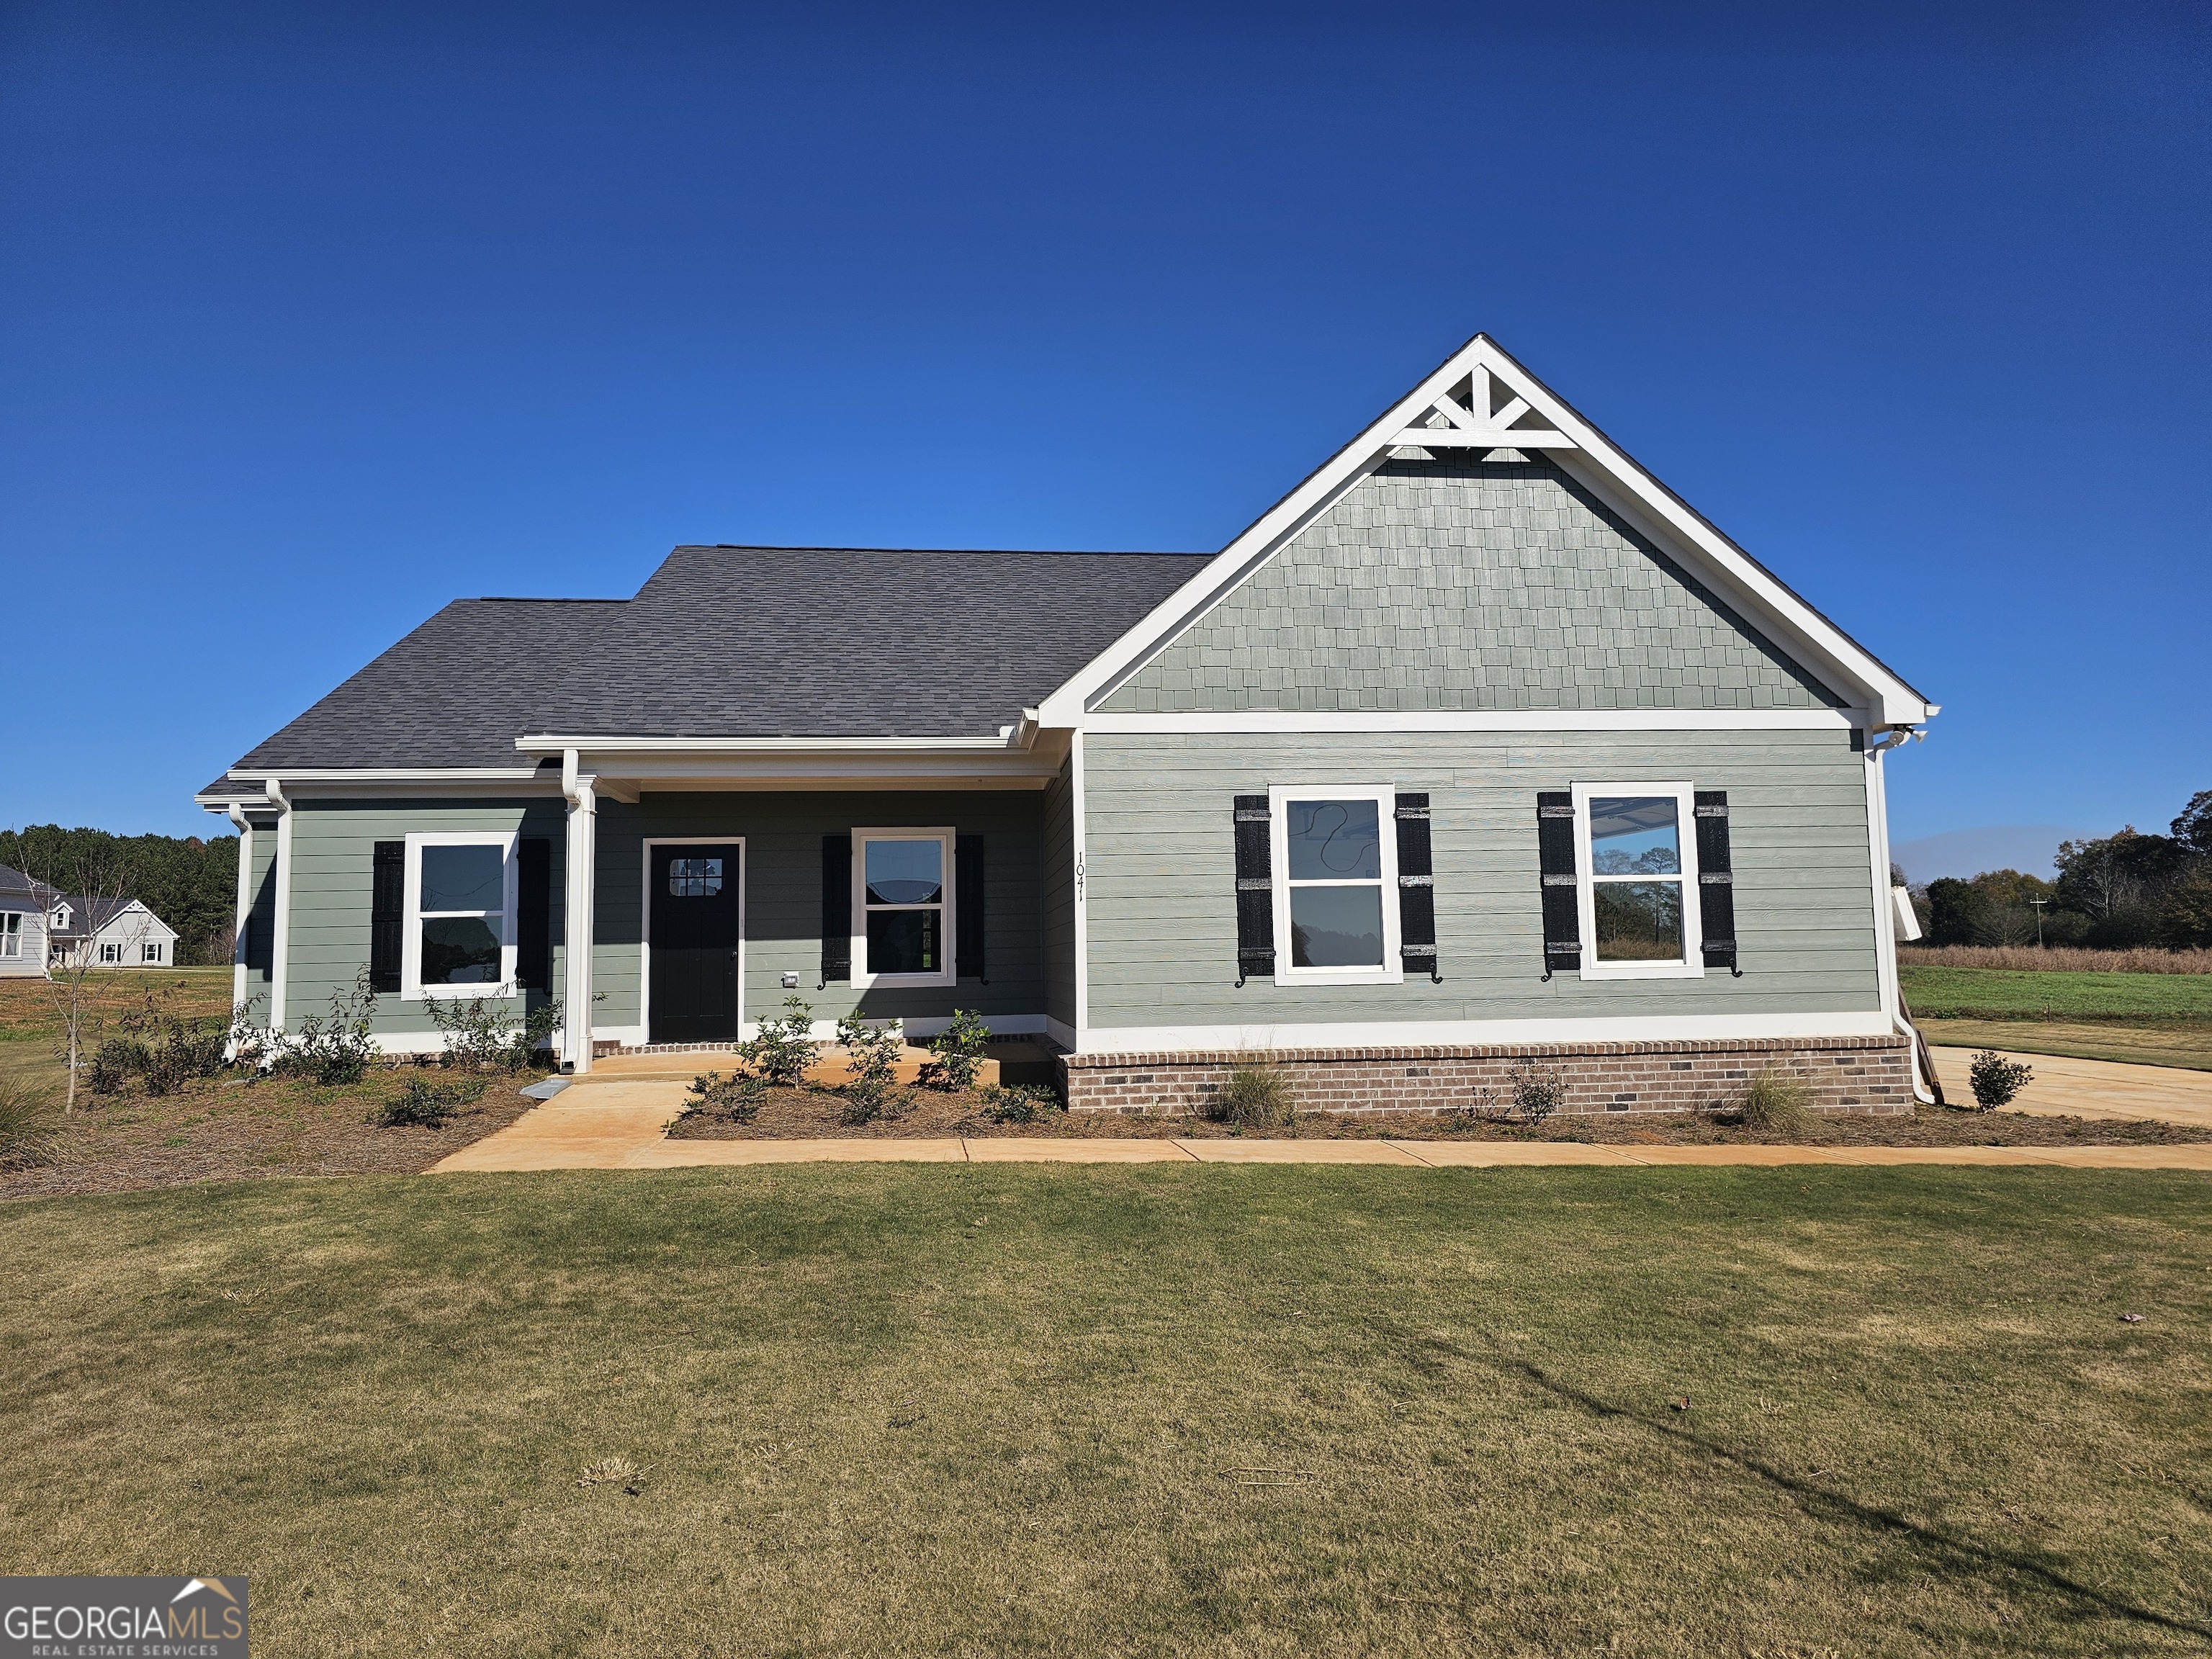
[1037,333,1936,732]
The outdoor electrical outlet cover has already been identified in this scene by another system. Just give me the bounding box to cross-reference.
[781,971,800,989]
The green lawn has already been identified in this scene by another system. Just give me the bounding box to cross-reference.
[1900,964,2212,1020]
[6,1167,2212,1655]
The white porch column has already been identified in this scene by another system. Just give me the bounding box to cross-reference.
[562,754,597,1074]
[265,780,292,1033]
[225,804,254,1017]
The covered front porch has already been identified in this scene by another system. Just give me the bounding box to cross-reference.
[541,729,1074,1074]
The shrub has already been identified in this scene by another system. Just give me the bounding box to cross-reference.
[372,1071,487,1129]
[682,1070,767,1125]
[90,1038,150,1095]
[1508,1059,1567,1126]
[272,968,380,1086]
[1968,1050,2035,1111]
[1737,1066,1812,1133]
[919,1009,990,1092]
[90,989,234,1097]
[742,995,818,1087]
[1203,1060,1295,1132]
[428,991,562,1072]
[836,1012,907,1125]
[0,1075,63,1171]
[979,1082,1061,1124]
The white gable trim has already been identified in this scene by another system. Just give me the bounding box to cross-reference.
[1035,335,1935,731]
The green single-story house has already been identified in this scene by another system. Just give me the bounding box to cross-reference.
[199,335,1939,1115]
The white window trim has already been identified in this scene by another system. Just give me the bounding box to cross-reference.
[639,835,748,1045]
[143,941,163,963]
[851,827,957,989]
[99,940,123,964]
[1572,781,1704,981]
[0,912,19,958]
[401,830,520,1001]
[1267,784,1403,987]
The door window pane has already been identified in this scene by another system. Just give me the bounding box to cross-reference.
[422,844,505,911]
[866,909,939,975]
[1589,797,1681,874]
[865,840,943,905]
[668,856,723,896]
[423,915,504,983]
[1593,881,1684,961]
[1285,799,1381,879]
[1290,884,1385,968]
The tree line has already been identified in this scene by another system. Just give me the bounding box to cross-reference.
[1918,788,2212,950]
[0,824,240,966]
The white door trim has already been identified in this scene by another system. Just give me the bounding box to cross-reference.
[640,835,748,1046]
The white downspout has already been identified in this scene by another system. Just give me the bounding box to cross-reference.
[264,779,292,1034]
[561,749,597,1074]
[225,804,253,1018]
[1866,729,1933,1103]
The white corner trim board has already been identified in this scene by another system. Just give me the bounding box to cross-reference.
[1077,1012,1894,1056]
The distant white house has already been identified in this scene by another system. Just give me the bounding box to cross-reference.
[0,865,46,979]
[0,865,181,975]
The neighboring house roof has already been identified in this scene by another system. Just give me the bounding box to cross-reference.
[32,891,173,942]
[212,549,1208,780]
[0,865,41,907]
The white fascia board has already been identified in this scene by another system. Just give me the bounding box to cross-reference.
[516,734,1026,755]
[1076,1010,1894,1056]
[1034,333,1933,731]
[1082,709,1857,735]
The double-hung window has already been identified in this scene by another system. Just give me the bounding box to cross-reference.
[0,914,19,958]
[1268,786,1402,985]
[851,828,955,986]
[99,940,122,964]
[403,832,518,997]
[143,941,163,963]
[1573,783,1703,979]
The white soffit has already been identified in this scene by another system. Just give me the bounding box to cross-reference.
[1035,333,1934,731]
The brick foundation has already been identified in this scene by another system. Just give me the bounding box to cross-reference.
[1061,1036,1913,1118]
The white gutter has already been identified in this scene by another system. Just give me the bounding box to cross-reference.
[1866,727,1936,1104]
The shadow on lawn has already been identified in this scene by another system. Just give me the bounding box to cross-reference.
[1398,1324,2212,1642]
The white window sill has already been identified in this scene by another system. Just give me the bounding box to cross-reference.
[852,971,957,990]
[1578,960,1707,981]
[403,984,523,1002]
[1272,966,1405,987]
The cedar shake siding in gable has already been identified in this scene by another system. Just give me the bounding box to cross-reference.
[1101,456,1840,715]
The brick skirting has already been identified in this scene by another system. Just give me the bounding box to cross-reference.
[1061,1035,1914,1118]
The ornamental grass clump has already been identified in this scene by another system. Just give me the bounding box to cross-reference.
[0,1075,63,1171]
[1205,1060,1295,1133]
[1969,1050,2035,1111]
[1737,1066,1812,1134]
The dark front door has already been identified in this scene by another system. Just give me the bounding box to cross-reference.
[649,842,742,1044]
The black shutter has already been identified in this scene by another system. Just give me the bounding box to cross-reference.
[956,833,986,983]
[1232,794,1274,986]
[369,840,405,993]
[1394,793,1439,982]
[1694,791,1739,975]
[819,834,852,986]
[1536,792,1580,980]
[516,837,553,991]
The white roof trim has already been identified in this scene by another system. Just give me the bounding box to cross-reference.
[1035,333,1933,730]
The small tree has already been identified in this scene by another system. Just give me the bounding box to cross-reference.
[30,841,135,1114]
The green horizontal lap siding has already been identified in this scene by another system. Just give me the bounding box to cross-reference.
[1101,457,1839,714]
[1042,760,1077,1031]
[284,799,565,1038]
[592,791,1044,1033]
[1082,730,1879,1030]
[240,813,279,1001]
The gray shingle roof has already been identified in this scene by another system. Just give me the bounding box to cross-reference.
[218,547,1206,777]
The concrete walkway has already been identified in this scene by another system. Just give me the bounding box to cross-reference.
[431,1068,2212,1175]
[1931,1046,2212,1130]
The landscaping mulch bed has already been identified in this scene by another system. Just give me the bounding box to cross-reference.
[0,1069,539,1201]
[666,1083,2211,1148]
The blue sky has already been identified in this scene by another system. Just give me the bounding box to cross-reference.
[3,1,2206,864]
